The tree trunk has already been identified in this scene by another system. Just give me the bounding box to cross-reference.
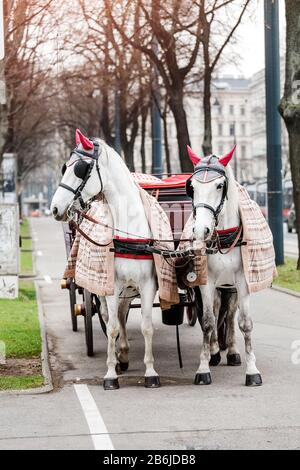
[100,89,114,147]
[162,111,171,174]
[279,0,300,269]
[140,105,148,173]
[169,87,193,172]
[0,64,8,166]
[202,69,213,156]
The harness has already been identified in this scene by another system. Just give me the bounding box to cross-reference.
[186,156,246,254]
[60,141,103,209]
[61,148,244,258]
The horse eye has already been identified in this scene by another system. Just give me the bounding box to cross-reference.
[217,183,224,190]
[61,163,67,175]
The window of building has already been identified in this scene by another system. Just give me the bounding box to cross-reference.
[241,145,246,159]
[218,123,223,136]
[229,105,234,115]
[218,144,224,155]
[229,123,235,136]
[241,106,245,116]
[218,105,222,115]
[241,123,246,136]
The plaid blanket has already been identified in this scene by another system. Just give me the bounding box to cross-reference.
[63,188,179,309]
[63,195,115,296]
[238,183,277,293]
[179,183,277,293]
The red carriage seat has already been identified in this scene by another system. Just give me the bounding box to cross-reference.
[132,173,193,241]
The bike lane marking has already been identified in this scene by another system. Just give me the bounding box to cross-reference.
[74,384,114,450]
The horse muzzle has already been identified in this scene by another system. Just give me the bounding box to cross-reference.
[51,205,68,221]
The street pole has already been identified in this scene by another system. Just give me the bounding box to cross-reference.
[264,0,284,265]
[151,38,163,176]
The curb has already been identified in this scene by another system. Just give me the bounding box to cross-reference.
[270,285,300,299]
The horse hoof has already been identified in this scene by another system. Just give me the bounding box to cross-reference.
[227,353,242,366]
[103,378,119,390]
[245,373,262,387]
[119,361,129,372]
[194,372,212,385]
[145,376,161,388]
[209,351,221,366]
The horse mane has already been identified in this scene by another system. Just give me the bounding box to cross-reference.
[224,164,240,218]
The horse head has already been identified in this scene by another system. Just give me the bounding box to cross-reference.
[186,145,236,241]
[51,130,103,221]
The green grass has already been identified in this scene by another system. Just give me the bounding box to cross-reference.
[0,281,43,390]
[20,219,34,276]
[273,257,300,293]
[0,375,44,391]
[0,282,41,358]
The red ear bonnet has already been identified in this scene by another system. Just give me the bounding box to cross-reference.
[218,145,236,167]
[75,129,94,151]
[187,145,201,166]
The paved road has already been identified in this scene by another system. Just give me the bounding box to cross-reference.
[0,217,300,450]
[284,224,298,259]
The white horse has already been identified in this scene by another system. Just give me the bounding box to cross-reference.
[51,129,159,390]
[186,146,262,387]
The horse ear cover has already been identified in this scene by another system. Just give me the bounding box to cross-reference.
[74,159,89,179]
[75,129,94,151]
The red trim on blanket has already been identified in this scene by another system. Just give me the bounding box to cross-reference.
[217,226,239,235]
[114,253,153,260]
[114,235,151,243]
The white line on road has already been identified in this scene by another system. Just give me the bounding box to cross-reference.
[44,275,52,284]
[74,384,114,450]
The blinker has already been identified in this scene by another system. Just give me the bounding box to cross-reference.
[74,159,90,180]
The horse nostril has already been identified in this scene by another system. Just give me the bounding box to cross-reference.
[204,227,210,238]
[52,207,58,217]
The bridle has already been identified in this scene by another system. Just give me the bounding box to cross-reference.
[186,165,228,227]
[59,140,103,209]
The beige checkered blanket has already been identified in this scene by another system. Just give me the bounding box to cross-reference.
[179,183,277,293]
[238,183,277,292]
[63,188,179,309]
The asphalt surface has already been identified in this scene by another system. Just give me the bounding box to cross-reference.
[0,217,299,450]
[284,225,299,259]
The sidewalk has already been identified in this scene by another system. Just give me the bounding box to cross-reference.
[0,216,300,450]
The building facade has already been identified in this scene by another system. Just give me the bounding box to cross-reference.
[134,62,289,184]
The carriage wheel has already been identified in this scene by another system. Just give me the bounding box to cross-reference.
[83,289,94,357]
[186,289,197,326]
[186,304,197,326]
[94,296,107,337]
[193,287,203,326]
[69,280,78,332]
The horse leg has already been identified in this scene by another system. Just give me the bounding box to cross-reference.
[209,289,222,366]
[226,291,242,366]
[195,284,215,385]
[103,291,121,390]
[237,278,262,386]
[140,279,160,388]
[117,298,131,372]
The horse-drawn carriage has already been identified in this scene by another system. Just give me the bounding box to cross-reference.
[52,129,276,389]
